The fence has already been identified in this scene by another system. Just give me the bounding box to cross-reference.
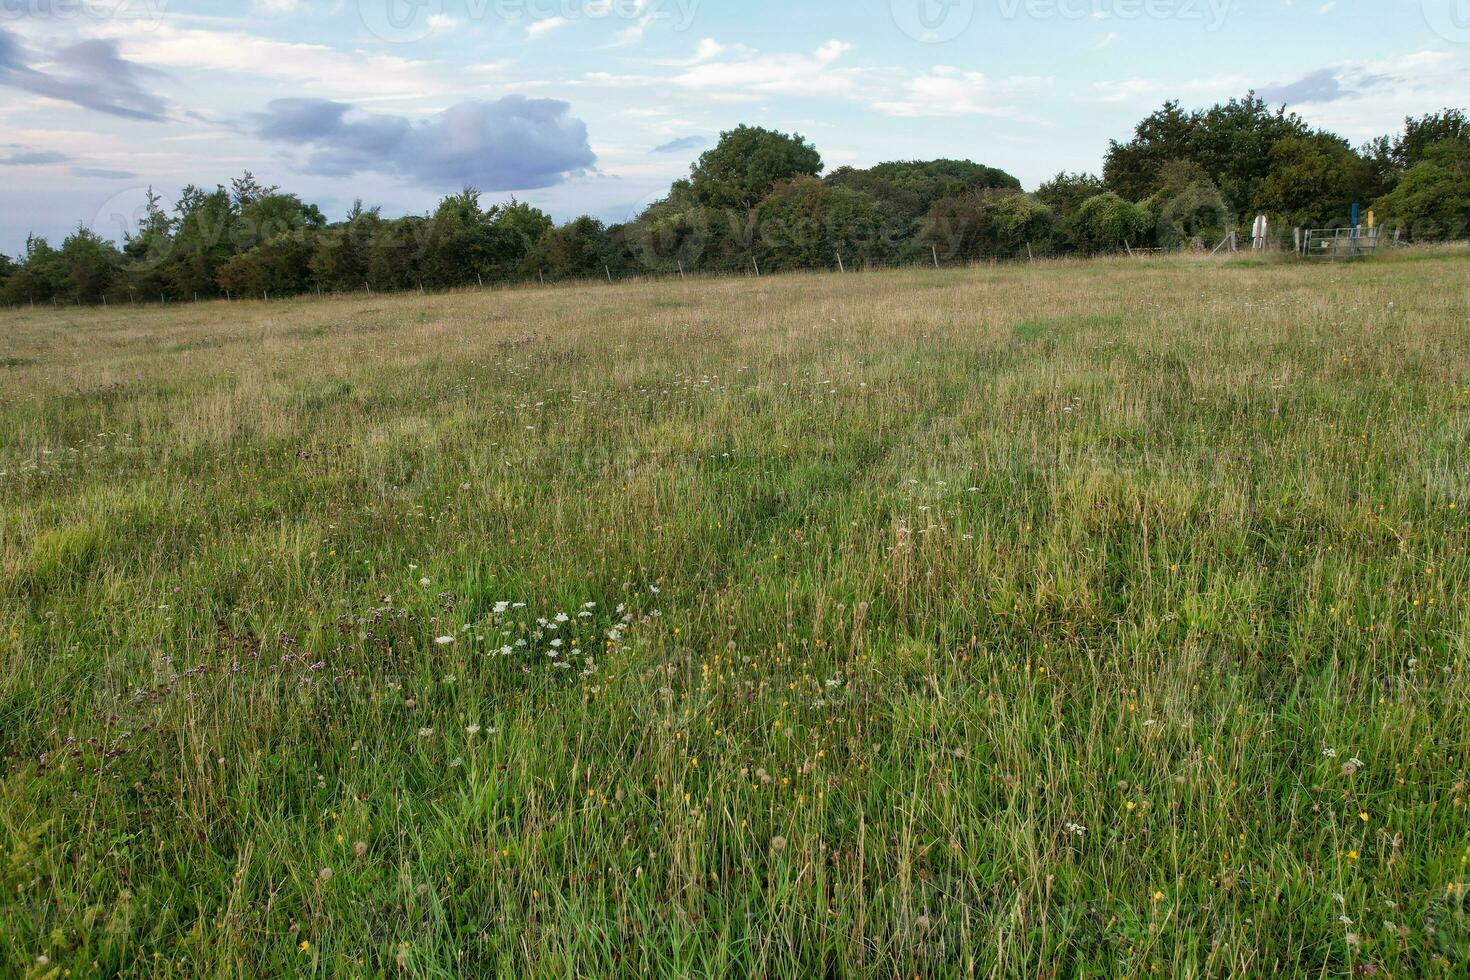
[1301,227,1382,260]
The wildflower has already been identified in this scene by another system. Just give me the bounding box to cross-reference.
[435,636,454,646]
[299,941,310,952]
[419,577,431,587]
[353,841,368,859]
[319,867,333,881]
[770,837,787,852]
[466,724,481,736]
[417,727,433,738]
[1322,747,1338,759]
[1065,822,1086,837]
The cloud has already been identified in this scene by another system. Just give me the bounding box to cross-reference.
[527,16,571,39]
[71,166,137,179]
[0,26,167,120]
[88,21,441,101]
[1258,68,1355,105]
[651,135,706,154]
[0,148,71,165]
[255,95,597,191]
[670,39,862,99]
[872,68,1051,118]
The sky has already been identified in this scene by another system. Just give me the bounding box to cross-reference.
[0,0,1466,255]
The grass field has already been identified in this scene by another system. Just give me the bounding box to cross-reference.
[3,250,1470,977]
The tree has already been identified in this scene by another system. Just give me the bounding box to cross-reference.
[1145,162,1232,248]
[1390,109,1470,171]
[58,226,123,304]
[524,216,616,279]
[421,188,491,288]
[918,191,1054,261]
[166,185,236,299]
[1374,139,1470,241]
[1,236,67,305]
[216,231,315,298]
[1103,100,1197,202]
[1253,133,1376,229]
[1073,193,1152,253]
[308,201,380,293]
[1105,94,1310,212]
[689,125,823,211]
[485,199,553,278]
[0,252,14,288]
[1036,172,1105,220]
[751,176,891,271]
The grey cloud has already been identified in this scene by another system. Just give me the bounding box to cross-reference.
[1259,67,1399,107]
[0,26,166,120]
[0,148,72,164]
[254,96,596,191]
[652,135,707,154]
[72,166,136,179]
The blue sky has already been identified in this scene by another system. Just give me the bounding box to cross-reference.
[0,0,1465,254]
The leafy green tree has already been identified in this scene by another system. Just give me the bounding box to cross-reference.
[216,232,316,298]
[689,125,823,211]
[58,227,123,304]
[366,216,430,292]
[1073,193,1153,253]
[309,201,382,293]
[1142,160,1231,248]
[1253,133,1376,228]
[0,252,14,290]
[1103,101,1197,202]
[1036,172,1105,220]
[1374,139,1470,241]
[863,160,1020,206]
[485,199,553,278]
[1105,95,1310,213]
[1390,109,1470,171]
[918,191,1054,261]
[1,236,67,305]
[751,176,891,271]
[166,185,236,299]
[421,188,491,288]
[524,216,616,280]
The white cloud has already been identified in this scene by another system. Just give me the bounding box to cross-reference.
[872,68,1051,118]
[85,20,443,101]
[527,16,571,40]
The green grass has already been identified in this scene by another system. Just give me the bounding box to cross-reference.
[2,251,1470,977]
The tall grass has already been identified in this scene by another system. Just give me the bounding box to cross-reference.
[2,250,1469,977]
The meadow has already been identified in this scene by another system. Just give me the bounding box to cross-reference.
[2,250,1469,977]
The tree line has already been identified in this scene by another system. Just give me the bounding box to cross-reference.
[3,96,1468,307]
